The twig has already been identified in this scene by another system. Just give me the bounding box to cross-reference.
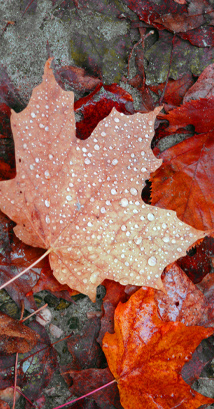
[0,248,52,291]
[21,303,48,323]
[12,387,35,407]
[51,379,117,409]
[12,301,25,409]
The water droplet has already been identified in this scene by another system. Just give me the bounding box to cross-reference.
[130,187,138,196]
[30,165,34,170]
[66,195,72,201]
[46,215,50,224]
[101,132,106,136]
[90,272,98,283]
[84,158,91,165]
[120,198,128,207]
[35,158,40,163]
[23,144,27,149]
[45,199,50,208]
[114,118,119,122]
[31,112,36,118]
[94,144,100,150]
[134,236,142,245]
[101,207,106,213]
[162,236,170,243]
[112,159,118,165]
[39,123,45,128]
[141,167,147,172]
[121,225,126,231]
[45,126,49,132]
[49,154,53,160]
[177,248,182,252]
[45,170,50,179]
[148,256,157,266]
[147,213,155,221]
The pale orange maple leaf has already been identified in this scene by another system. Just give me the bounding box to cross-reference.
[0,59,205,300]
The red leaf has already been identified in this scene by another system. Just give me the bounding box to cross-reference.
[61,367,122,409]
[66,318,104,370]
[184,63,214,103]
[149,73,194,107]
[102,287,214,409]
[55,65,101,94]
[75,83,134,139]
[151,100,214,230]
[97,280,128,346]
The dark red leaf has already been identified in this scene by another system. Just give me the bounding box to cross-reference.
[62,367,122,409]
[67,318,105,370]
[55,65,101,94]
[75,84,134,139]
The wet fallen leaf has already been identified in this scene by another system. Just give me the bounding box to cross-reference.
[61,367,122,409]
[0,59,206,300]
[102,287,214,409]
[0,312,40,355]
[0,321,58,404]
[66,318,105,370]
[183,63,214,103]
[154,263,207,325]
[151,98,214,230]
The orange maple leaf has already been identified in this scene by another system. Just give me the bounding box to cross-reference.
[0,59,206,300]
[102,287,214,409]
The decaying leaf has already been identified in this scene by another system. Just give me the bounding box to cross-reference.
[102,287,214,409]
[0,312,39,355]
[0,59,206,300]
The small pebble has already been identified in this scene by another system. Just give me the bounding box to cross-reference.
[49,323,63,338]
[36,307,52,326]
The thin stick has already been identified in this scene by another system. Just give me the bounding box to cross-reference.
[12,301,25,409]
[12,387,35,406]
[52,379,117,409]
[12,353,19,409]
[21,303,48,323]
[0,248,52,291]
[13,333,73,369]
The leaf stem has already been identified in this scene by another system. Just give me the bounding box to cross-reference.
[51,379,117,409]
[21,303,48,322]
[0,248,52,291]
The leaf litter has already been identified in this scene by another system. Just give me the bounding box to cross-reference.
[0,58,206,301]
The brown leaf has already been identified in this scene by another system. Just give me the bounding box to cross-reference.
[0,59,206,300]
[0,312,40,355]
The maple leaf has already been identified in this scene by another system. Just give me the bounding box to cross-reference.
[151,98,214,230]
[0,59,206,300]
[102,287,214,409]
